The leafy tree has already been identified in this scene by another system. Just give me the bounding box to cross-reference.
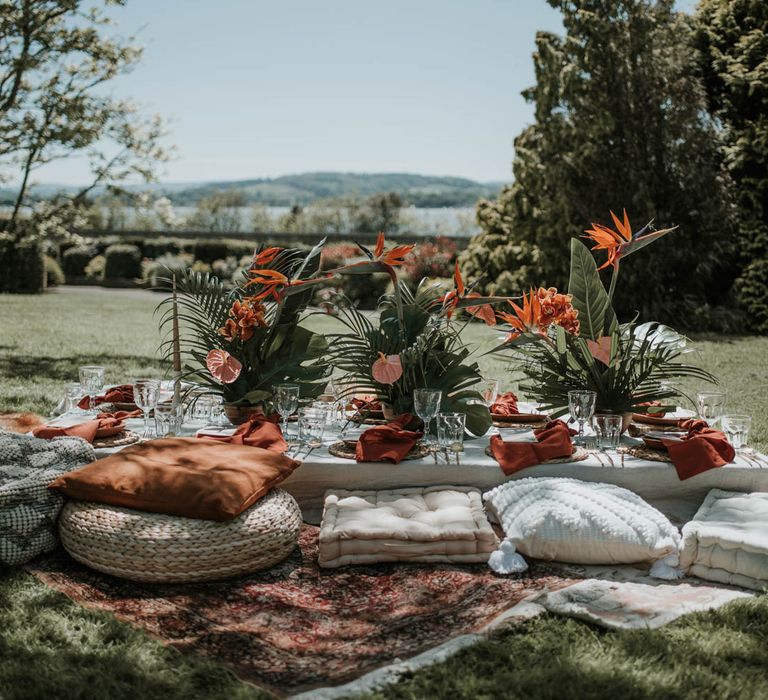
[349,192,402,234]
[0,0,167,291]
[695,0,768,333]
[461,0,739,329]
[186,190,245,233]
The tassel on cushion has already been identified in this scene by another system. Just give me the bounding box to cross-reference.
[488,538,529,575]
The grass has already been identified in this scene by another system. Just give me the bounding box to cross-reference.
[0,288,767,700]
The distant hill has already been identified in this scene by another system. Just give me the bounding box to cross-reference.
[0,172,505,208]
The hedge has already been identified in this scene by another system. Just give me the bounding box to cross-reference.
[62,245,97,277]
[0,238,46,293]
[103,243,142,280]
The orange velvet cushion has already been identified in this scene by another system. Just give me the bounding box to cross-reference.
[48,437,301,521]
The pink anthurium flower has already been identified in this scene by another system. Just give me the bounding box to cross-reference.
[371,353,403,384]
[206,349,243,384]
[586,336,612,366]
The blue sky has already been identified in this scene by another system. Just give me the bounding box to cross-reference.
[43,0,697,186]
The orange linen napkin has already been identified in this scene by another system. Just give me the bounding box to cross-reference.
[351,397,382,412]
[662,419,735,480]
[98,409,143,420]
[199,413,287,454]
[32,415,125,443]
[78,384,135,409]
[355,414,423,464]
[490,392,520,416]
[490,419,575,475]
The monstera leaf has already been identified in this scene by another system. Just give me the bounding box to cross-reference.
[568,239,616,341]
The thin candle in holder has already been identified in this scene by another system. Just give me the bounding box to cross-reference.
[172,274,182,407]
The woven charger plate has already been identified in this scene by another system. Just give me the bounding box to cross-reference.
[484,444,590,464]
[628,422,683,437]
[92,430,140,449]
[328,440,431,461]
[624,445,672,463]
[493,418,548,429]
[348,415,389,426]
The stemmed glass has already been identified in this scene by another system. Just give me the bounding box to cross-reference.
[274,384,300,445]
[414,388,442,447]
[568,390,597,446]
[133,379,160,438]
[479,379,499,408]
[78,365,105,414]
[697,391,726,427]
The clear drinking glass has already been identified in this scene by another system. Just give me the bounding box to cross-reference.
[63,382,83,413]
[721,414,752,453]
[414,388,442,446]
[78,365,106,414]
[298,406,326,448]
[437,412,466,456]
[697,391,727,427]
[274,384,300,443]
[568,390,597,445]
[593,414,623,451]
[133,379,161,438]
[479,379,500,408]
[154,402,184,437]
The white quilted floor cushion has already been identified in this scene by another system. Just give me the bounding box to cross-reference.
[484,477,681,566]
[680,489,768,591]
[318,486,498,568]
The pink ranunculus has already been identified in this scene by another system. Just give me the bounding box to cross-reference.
[206,349,243,384]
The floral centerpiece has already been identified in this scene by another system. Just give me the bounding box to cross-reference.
[491,210,717,417]
[326,235,511,436]
[158,242,331,420]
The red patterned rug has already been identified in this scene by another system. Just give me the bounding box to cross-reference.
[29,526,577,697]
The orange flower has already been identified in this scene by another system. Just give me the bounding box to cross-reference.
[218,318,239,342]
[440,262,497,325]
[373,232,414,267]
[251,246,282,267]
[218,297,268,341]
[498,287,579,341]
[583,209,633,270]
[497,289,543,341]
[246,269,289,300]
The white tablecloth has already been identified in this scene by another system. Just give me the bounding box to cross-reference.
[52,411,768,526]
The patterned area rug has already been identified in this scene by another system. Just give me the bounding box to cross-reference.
[28,525,576,697]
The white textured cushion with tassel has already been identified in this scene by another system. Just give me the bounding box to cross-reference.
[484,477,681,568]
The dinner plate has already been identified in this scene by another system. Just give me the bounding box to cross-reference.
[642,431,685,450]
[632,413,681,427]
[492,412,548,423]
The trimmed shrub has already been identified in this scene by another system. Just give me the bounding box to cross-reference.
[62,245,97,277]
[193,238,256,263]
[103,243,142,280]
[0,237,45,293]
[142,236,184,259]
[85,255,105,282]
[142,254,191,290]
[44,255,65,286]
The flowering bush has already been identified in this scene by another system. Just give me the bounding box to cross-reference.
[403,236,457,283]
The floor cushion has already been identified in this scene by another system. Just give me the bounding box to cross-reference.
[58,488,302,582]
[48,437,300,521]
[484,477,681,566]
[680,489,768,591]
[318,486,498,568]
[0,431,94,565]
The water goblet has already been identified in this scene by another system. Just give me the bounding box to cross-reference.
[593,414,623,453]
[437,412,466,461]
[133,379,161,438]
[721,414,752,454]
[697,391,726,427]
[414,388,442,447]
[78,365,105,414]
[479,379,500,408]
[568,390,596,445]
[274,384,300,445]
[298,406,326,448]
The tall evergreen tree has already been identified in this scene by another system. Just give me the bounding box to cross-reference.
[695,0,768,334]
[461,0,739,329]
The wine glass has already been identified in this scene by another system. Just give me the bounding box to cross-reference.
[274,384,300,444]
[133,379,160,438]
[414,388,442,447]
[78,365,105,414]
[568,390,596,446]
[478,379,499,408]
[697,391,726,427]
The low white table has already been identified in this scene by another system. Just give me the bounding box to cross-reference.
[52,411,768,526]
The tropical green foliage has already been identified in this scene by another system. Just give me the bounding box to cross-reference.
[460,0,739,331]
[157,245,329,405]
[327,281,493,436]
[695,0,768,333]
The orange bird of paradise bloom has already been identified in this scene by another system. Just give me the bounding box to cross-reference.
[373,232,414,267]
[246,269,289,301]
[440,262,496,326]
[583,209,676,270]
[251,246,282,268]
[497,289,543,341]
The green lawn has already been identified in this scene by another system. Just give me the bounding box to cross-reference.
[1,288,767,700]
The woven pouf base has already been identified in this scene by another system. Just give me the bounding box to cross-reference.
[58,489,302,583]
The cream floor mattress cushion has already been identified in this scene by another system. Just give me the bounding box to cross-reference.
[318,486,499,568]
[484,477,681,566]
[680,489,768,591]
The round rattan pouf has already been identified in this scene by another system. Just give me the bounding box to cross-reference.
[58,488,302,583]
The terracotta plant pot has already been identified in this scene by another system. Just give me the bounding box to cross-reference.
[223,402,264,425]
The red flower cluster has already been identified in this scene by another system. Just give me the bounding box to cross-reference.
[536,287,580,335]
[218,296,267,342]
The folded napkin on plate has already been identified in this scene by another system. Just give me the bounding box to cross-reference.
[662,419,735,480]
[490,392,520,416]
[355,414,423,464]
[635,400,670,416]
[351,397,382,412]
[198,413,287,453]
[98,409,143,420]
[490,419,576,475]
[32,415,125,443]
[78,384,135,409]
